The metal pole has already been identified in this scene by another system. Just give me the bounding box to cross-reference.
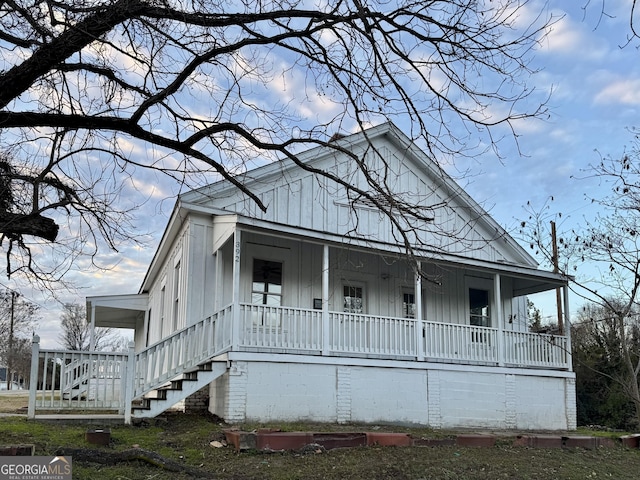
[7,291,16,390]
[28,335,40,419]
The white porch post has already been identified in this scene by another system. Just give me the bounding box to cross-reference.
[213,249,220,312]
[415,265,424,361]
[563,285,573,372]
[231,229,242,350]
[142,309,149,348]
[494,273,504,366]
[89,303,96,351]
[27,335,40,419]
[322,244,330,355]
[123,341,135,425]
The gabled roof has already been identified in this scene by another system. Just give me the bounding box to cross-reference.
[141,122,546,292]
[184,122,536,263]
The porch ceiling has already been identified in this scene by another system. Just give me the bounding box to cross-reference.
[511,275,565,297]
[86,294,148,329]
[231,217,568,296]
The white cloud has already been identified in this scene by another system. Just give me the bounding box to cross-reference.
[594,77,640,105]
[539,14,609,60]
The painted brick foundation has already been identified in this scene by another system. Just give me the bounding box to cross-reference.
[210,358,577,431]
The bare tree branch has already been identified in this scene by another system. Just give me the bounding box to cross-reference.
[0,0,556,287]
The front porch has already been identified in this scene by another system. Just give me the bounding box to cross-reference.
[28,302,570,424]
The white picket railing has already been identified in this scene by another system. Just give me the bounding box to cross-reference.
[28,305,234,420]
[330,312,418,357]
[134,305,233,398]
[423,321,499,364]
[28,303,571,422]
[238,304,323,351]
[29,346,131,414]
[503,330,569,368]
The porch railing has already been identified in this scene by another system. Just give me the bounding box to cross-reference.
[424,321,499,364]
[238,304,322,351]
[236,305,569,369]
[503,330,568,368]
[28,303,570,423]
[330,311,417,357]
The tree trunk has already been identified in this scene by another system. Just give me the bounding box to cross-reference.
[0,211,59,241]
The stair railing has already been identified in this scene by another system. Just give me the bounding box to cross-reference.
[133,304,233,399]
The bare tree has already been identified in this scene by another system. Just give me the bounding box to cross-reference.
[59,303,125,351]
[585,0,640,42]
[520,135,640,426]
[0,0,554,286]
[0,290,39,389]
[7,337,32,389]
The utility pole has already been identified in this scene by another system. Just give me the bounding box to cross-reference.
[550,221,564,334]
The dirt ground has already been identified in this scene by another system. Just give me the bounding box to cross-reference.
[2,393,640,479]
[0,390,28,413]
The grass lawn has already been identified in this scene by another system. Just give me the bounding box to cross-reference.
[0,406,639,480]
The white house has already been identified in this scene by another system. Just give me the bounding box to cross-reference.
[35,123,575,429]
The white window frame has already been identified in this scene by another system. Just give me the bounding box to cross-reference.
[172,259,181,331]
[465,276,493,327]
[251,258,283,327]
[465,276,493,344]
[401,289,416,319]
[159,276,167,339]
[342,281,366,314]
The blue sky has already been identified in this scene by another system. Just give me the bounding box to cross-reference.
[7,0,640,347]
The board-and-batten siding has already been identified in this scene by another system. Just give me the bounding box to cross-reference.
[217,144,512,264]
[146,222,190,345]
[186,218,216,326]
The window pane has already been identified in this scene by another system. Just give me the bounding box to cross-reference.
[469,288,490,327]
[344,285,364,313]
[252,293,264,304]
[253,259,282,286]
[252,259,283,325]
[403,293,415,319]
[265,294,280,306]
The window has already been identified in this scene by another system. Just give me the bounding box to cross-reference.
[252,259,282,326]
[343,284,364,313]
[469,287,491,343]
[469,288,490,327]
[172,261,181,331]
[403,292,416,319]
[160,285,166,336]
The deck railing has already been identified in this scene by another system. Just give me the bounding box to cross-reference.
[28,304,570,422]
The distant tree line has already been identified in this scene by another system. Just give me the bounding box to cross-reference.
[0,290,38,389]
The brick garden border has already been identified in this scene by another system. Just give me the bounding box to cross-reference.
[224,429,640,452]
